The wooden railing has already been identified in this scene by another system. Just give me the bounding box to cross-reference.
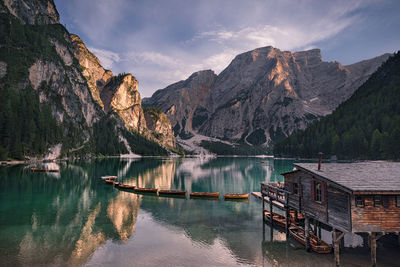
[261,182,291,206]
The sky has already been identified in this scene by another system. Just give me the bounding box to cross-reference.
[54,0,400,97]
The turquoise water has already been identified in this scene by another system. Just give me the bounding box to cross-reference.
[0,158,398,266]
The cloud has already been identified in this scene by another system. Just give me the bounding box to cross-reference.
[56,0,398,97]
[127,51,181,68]
[87,47,120,70]
[196,20,356,53]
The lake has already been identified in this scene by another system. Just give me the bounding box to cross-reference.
[0,157,398,266]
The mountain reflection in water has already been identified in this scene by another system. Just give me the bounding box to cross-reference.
[1,158,398,266]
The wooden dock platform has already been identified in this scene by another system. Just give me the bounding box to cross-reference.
[252,191,285,209]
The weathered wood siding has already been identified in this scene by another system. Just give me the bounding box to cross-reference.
[284,171,328,223]
[284,170,353,232]
[327,186,351,231]
[285,173,300,210]
[299,172,327,223]
[352,195,400,232]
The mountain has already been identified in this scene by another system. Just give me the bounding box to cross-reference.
[0,0,176,160]
[144,46,390,153]
[273,52,400,160]
[70,34,177,150]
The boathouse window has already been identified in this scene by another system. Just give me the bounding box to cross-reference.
[293,183,299,195]
[314,182,322,202]
[355,196,364,207]
[374,195,382,206]
[382,196,390,207]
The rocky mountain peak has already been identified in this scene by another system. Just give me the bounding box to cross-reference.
[70,33,113,109]
[147,45,391,150]
[293,48,322,65]
[2,0,59,25]
[69,35,177,149]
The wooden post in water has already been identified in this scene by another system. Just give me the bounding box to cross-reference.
[313,219,318,235]
[269,200,273,226]
[262,195,265,223]
[369,232,377,267]
[318,221,321,238]
[398,232,400,247]
[285,208,290,237]
[340,233,345,249]
[304,216,310,252]
[333,229,344,267]
[362,233,368,248]
[334,230,340,267]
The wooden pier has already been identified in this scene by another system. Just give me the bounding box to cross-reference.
[261,158,400,266]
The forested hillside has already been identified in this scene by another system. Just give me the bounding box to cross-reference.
[274,52,400,160]
[0,4,168,160]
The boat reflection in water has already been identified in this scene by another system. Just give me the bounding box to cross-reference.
[1,158,399,266]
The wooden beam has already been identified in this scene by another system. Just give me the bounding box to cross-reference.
[285,208,290,237]
[269,199,273,226]
[333,229,344,267]
[398,233,400,247]
[262,195,265,223]
[305,216,310,252]
[369,232,377,267]
[313,219,318,235]
[317,221,321,238]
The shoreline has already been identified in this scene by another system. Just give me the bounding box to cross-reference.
[1,155,388,166]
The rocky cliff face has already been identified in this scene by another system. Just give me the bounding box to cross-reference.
[100,74,147,134]
[143,70,217,139]
[145,46,390,148]
[70,34,113,110]
[0,0,101,151]
[143,108,176,148]
[0,0,175,158]
[2,0,59,25]
[70,35,176,148]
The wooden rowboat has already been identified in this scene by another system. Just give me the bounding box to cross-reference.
[31,168,60,173]
[159,190,186,196]
[105,179,115,184]
[224,193,249,199]
[117,184,135,189]
[224,198,249,202]
[290,210,305,220]
[264,211,295,228]
[101,176,117,180]
[134,187,158,193]
[189,192,220,198]
[289,225,332,254]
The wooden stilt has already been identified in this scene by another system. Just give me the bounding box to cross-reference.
[269,223,274,241]
[362,233,368,248]
[304,216,310,252]
[269,201,273,226]
[262,196,265,223]
[294,210,298,222]
[313,219,317,235]
[262,219,266,243]
[369,232,377,267]
[318,221,321,238]
[340,233,345,249]
[333,229,341,267]
[397,233,400,247]
[285,207,290,237]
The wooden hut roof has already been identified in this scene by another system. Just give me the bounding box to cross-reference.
[293,162,400,193]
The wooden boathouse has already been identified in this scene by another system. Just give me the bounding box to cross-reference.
[261,159,400,266]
